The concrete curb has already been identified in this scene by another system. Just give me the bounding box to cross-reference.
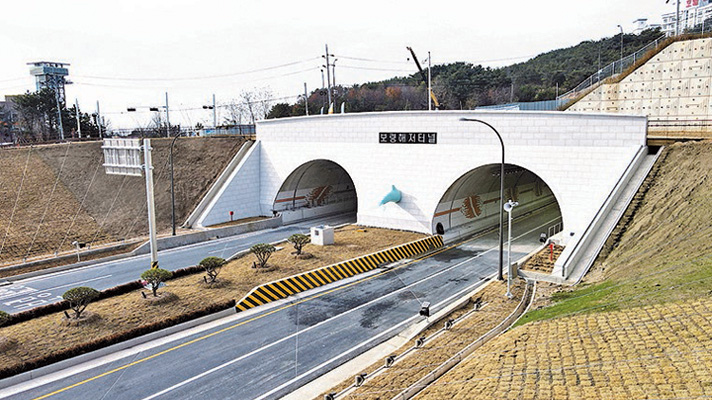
[0,241,142,281]
[2,217,281,283]
[391,280,535,400]
[0,307,236,391]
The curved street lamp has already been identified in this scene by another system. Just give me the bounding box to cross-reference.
[459,117,505,281]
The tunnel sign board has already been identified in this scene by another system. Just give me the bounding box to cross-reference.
[101,138,143,176]
[379,132,437,144]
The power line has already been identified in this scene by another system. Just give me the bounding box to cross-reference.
[73,57,321,82]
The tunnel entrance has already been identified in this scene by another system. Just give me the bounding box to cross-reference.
[273,160,357,224]
[432,163,562,240]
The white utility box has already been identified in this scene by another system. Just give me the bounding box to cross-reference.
[310,225,334,246]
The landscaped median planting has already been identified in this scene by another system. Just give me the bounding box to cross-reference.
[236,235,444,312]
[0,225,422,380]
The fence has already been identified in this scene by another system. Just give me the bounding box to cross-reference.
[477,99,568,112]
[557,35,667,102]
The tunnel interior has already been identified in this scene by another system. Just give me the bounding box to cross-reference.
[272,160,357,223]
[432,163,562,239]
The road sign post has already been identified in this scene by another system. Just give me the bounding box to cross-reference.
[102,138,159,268]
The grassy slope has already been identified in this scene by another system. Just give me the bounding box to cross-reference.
[0,137,243,265]
[517,141,712,325]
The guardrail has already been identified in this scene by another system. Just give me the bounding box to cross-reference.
[557,35,667,102]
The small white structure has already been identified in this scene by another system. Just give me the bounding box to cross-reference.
[310,225,334,246]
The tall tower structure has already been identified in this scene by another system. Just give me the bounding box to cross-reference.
[27,61,70,103]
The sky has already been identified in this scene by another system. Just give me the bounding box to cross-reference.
[0,0,677,129]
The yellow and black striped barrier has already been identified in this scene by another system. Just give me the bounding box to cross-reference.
[236,235,444,312]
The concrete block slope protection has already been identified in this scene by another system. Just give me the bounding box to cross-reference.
[236,235,444,312]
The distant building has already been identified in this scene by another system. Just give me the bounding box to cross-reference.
[632,18,662,35]
[661,0,712,36]
[27,61,70,103]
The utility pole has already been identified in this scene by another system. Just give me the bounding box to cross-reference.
[304,82,309,116]
[96,101,102,138]
[676,0,681,36]
[332,58,338,109]
[212,94,217,128]
[75,98,82,139]
[165,92,171,137]
[427,51,432,111]
[322,45,333,111]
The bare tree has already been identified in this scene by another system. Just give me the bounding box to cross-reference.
[223,87,275,125]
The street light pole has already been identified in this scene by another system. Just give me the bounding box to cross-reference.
[504,200,519,298]
[617,25,624,73]
[460,117,506,281]
[169,132,183,236]
[165,92,171,137]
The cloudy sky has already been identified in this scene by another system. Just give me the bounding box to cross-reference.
[0,0,676,129]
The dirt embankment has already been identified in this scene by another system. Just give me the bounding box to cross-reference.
[0,137,245,265]
[409,141,712,399]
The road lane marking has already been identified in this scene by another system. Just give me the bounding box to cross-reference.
[31,214,558,400]
[137,218,559,400]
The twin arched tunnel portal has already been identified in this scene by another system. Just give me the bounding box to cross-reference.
[272,160,563,239]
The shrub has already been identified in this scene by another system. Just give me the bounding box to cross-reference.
[0,310,9,327]
[0,299,236,380]
[199,257,227,283]
[288,234,311,255]
[62,287,100,319]
[140,268,173,297]
[250,243,276,268]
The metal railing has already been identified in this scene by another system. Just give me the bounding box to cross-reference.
[557,35,667,102]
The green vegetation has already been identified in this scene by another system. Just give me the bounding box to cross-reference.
[516,142,712,327]
[199,256,226,283]
[0,310,9,327]
[141,268,173,297]
[62,287,100,319]
[9,88,102,143]
[288,233,310,256]
[267,28,663,117]
[251,243,276,268]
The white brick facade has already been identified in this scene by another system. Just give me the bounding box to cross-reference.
[198,111,646,254]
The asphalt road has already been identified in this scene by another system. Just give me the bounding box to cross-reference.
[0,204,561,400]
[0,214,354,314]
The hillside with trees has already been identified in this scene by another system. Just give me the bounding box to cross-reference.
[267,28,663,118]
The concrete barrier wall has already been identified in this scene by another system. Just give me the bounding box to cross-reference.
[133,216,282,256]
[236,235,444,312]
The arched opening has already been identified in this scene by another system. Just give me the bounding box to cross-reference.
[273,160,357,224]
[432,163,562,240]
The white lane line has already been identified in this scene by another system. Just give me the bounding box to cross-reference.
[139,218,556,400]
[2,275,113,302]
[254,270,498,400]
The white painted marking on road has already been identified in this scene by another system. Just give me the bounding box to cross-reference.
[138,218,556,400]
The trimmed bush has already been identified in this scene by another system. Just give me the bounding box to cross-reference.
[140,268,173,297]
[250,243,276,268]
[199,257,227,283]
[0,310,9,327]
[288,234,310,256]
[62,287,100,319]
